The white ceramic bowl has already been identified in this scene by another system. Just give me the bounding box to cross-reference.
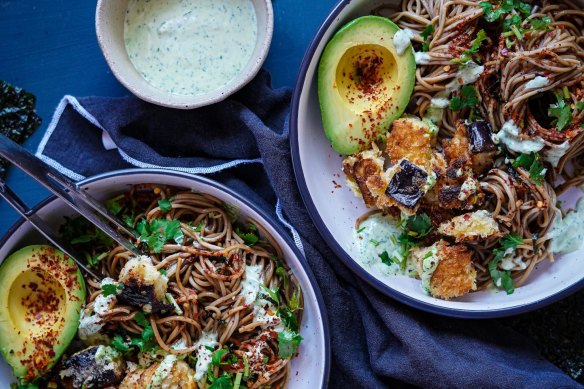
[290,0,584,318]
[95,0,273,109]
[0,169,329,387]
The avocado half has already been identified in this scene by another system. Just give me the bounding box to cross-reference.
[0,245,86,382]
[317,16,416,155]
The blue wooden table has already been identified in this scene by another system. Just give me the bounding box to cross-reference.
[0,0,337,235]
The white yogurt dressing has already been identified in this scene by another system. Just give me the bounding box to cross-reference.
[393,28,415,55]
[419,244,440,294]
[544,141,570,167]
[194,331,218,381]
[525,76,549,90]
[493,120,545,153]
[549,198,584,254]
[240,264,263,305]
[124,0,258,96]
[354,213,417,277]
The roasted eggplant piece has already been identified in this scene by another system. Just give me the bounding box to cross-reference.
[385,159,428,210]
[466,120,497,173]
[118,255,171,313]
[58,346,125,389]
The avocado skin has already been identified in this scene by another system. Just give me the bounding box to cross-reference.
[0,245,86,382]
[317,15,416,155]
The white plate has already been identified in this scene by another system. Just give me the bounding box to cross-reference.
[0,169,330,387]
[290,0,584,318]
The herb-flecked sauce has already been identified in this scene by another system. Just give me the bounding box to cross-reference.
[124,0,257,96]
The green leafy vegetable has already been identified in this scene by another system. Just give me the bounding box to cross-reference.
[405,212,433,237]
[278,306,299,332]
[0,81,42,179]
[207,368,234,389]
[420,24,434,52]
[260,284,280,306]
[134,311,149,327]
[137,218,184,253]
[480,0,531,23]
[111,335,131,352]
[158,198,172,212]
[102,283,122,297]
[529,15,552,30]
[277,330,303,358]
[288,289,301,312]
[235,225,259,246]
[379,251,393,266]
[130,325,156,352]
[106,195,124,215]
[211,348,230,367]
[59,216,113,268]
[370,239,380,247]
[549,93,573,132]
[356,226,366,233]
[450,85,479,111]
[452,29,488,63]
[512,152,546,185]
[488,233,523,294]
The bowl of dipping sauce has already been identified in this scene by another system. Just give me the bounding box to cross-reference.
[96,0,273,109]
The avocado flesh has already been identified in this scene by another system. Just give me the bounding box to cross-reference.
[318,16,416,155]
[0,245,86,382]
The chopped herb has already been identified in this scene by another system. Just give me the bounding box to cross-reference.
[549,93,572,132]
[356,226,366,233]
[379,251,393,266]
[236,226,259,246]
[208,372,233,389]
[576,101,584,111]
[102,283,122,297]
[122,213,135,228]
[159,268,167,277]
[136,218,184,253]
[452,29,488,63]
[205,345,215,352]
[158,198,172,212]
[420,24,434,52]
[262,356,269,364]
[242,354,250,377]
[488,233,523,294]
[192,221,205,233]
[110,334,130,352]
[277,330,303,358]
[278,306,299,332]
[129,324,155,352]
[405,213,433,237]
[233,372,243,389]
[260,284,280,306]
[211,347,229,367]
[106,195,124,215]
[87,252,108,268]
[529,15,552,30]
[134,311,149,327]
[480,0,531,23]
[513,152,546,185]
[370,239,380,247]
[450,85,479,111]
[288,289,301,312]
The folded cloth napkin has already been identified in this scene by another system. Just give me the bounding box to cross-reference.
[36,70,579,388]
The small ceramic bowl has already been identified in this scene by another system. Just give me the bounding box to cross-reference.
[95,0,273,109]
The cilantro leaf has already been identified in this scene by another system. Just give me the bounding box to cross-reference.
[277,330,303,358]
[158,198,172,212]
[211,347,229,367]
[529,15,551,30]
[405,213,433,237]
[452,29,488,63]
[260,284,280,306]
[278,306,299,332]
[208,374,233,389]
[379,251,393,266]
[134,311,149,327]
[512,152,545,185]
[106,195,124,215]
[450,85,479,111]
[137,218,184,253]
[235,226,259,246]
[488,233,522,294]
[549,93,572,132]
[102,283,120,297]
[420,24,434,52]
[481,0,531,22]
[130,325,155,352]
[288,289,301,312]
[111,335,130,352]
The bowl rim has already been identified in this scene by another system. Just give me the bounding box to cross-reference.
[95,0,274,110]
[289,0,584,319]
[0,168,330,387]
